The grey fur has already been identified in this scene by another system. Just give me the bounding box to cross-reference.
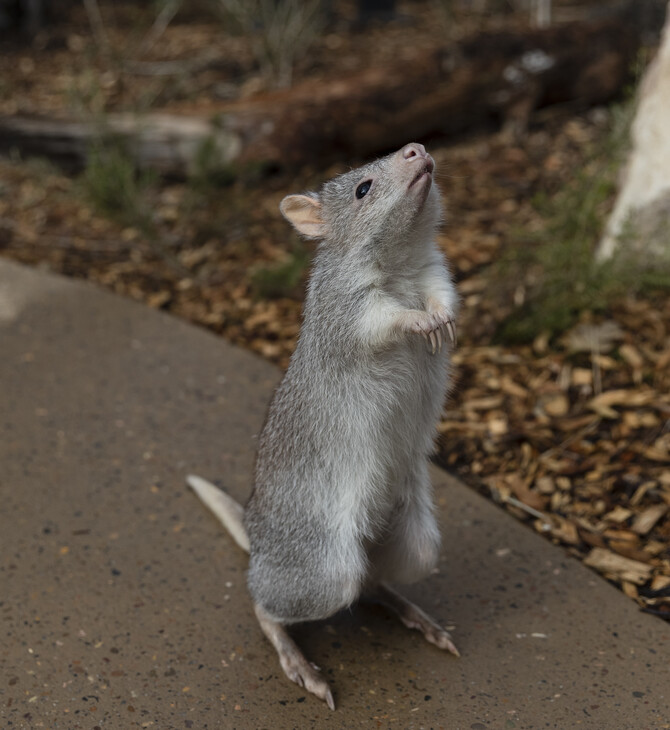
[245,144,459,623]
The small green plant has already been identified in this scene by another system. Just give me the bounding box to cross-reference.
[215,0,323,88]
[82,136,156,233]
[66,70,106,116]
[498,102,670,343]
[251,244,310,299]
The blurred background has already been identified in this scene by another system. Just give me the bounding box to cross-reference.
[0,0,668,618]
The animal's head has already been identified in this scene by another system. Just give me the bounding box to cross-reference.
[280,143,442,259]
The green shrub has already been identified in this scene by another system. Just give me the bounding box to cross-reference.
[251,245,310,299]
[82,137,155,232]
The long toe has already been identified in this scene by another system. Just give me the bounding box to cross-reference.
[280,654,335,709]
[300,665,335,710]
[432,629,460,657]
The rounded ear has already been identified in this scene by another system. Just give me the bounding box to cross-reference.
[279,194,327,239]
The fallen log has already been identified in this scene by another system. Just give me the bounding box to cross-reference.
[0,18,640,176]
[0,113,241,177]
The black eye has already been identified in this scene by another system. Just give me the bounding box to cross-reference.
[356,180,372,199]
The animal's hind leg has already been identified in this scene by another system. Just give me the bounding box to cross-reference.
[254,603,335,710]
[368,460,441,586]
[372,584,460,657]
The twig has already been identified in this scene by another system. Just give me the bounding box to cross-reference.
[82,0,111,60]
[505,496,552,528]
[590,333,603,396]
[531,0,551,28]
[136,0,182,58]
[122,52,219,77]
[538,419,600,462]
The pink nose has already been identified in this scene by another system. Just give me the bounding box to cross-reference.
[402,143,427,160]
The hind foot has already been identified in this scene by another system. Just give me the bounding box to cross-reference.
[373,583,460,657]
[254,603,335,710]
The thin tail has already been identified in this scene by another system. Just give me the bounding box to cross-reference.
[187,474,250,553]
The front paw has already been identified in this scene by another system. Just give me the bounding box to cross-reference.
[425,300,457,350]
[405,313,454,354]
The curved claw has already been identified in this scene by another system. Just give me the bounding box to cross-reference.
[441,323,450,348]
[429,628,461,657]
[428,331,437,355]
[446,639,461,658]
[435,327,442,353]
[445,319,457,347]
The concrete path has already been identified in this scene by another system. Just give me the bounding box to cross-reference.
[1,258,668,730]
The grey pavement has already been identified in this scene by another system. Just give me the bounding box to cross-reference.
[0,258,668,730]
